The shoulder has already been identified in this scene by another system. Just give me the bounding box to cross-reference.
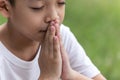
[60,24,86,54]
[0,23,6,41]
[0,25,3,41]
[60,24,78,43]
[60,24,70,33]
[60,24,73,39]
[60,24,77,43]
[0,25,2,41]
[60,24,81,51]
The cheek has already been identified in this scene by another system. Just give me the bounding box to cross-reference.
[59,12,65,24]
[24,15,44,29]
[12,11,43,30]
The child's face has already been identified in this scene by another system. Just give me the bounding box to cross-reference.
[8,0,65,42]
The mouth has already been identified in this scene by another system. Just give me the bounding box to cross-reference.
[39,30,47,33]
[38,25,49,33]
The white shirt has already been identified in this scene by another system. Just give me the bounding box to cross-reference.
[0,24,100,80]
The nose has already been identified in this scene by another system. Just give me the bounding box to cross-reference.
[45,7,59,23]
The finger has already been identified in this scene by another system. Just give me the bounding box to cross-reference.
[60,40,70,67]
[51,20,60,37]
[55,23,60,37]
[54,20,60,37]
[44,25,55,57]
[53,36,61,59]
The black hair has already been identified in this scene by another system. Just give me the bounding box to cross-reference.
[8,0,15,6]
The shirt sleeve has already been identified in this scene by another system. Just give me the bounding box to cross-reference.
[60,24,100,78]
[0,57,2,80]
[0,72,1,80]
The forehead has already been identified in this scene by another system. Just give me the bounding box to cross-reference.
[25,0,50,3]
[25,0,64,4]
[28,0,42,1]
[15,0,43,5]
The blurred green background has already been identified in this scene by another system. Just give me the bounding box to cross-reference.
[0,0,120,79]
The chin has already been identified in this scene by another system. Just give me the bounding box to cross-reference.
[33,35,45,43]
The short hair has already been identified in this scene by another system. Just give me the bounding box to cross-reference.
[8,0,15,6]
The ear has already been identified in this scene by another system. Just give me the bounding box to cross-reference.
[0,0,11,18]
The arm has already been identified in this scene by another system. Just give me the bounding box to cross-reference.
[38,20,106,80]
[59,25,106,80]
[60,41,106,80]
[38,21,61,80]
[93,74,106,80]
[38,76,58,80]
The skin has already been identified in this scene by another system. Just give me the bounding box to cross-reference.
[0,0,106,80]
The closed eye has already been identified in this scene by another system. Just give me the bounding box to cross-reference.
[30,6,44,11]
[58,2,66,5]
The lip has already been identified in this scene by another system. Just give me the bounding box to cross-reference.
[39,25,48,33]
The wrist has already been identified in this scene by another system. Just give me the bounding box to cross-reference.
[62,70,93,80]
[39,75,59,80]
[61,69,81,80]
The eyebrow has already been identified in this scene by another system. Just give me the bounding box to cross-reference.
[28,0,43,3]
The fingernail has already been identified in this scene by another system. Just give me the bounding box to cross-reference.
[50,21,55,26]
[55,19,60,23]
[55,23,59,28]
[50,26,54,32]
[54,36,58,41]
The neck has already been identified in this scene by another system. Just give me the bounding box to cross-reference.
[1,22,40,61]
[8,22,39,48]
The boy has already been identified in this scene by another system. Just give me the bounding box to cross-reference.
[0,0,106,80]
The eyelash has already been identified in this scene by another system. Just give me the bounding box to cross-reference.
[31,2,66,11]
[31,6,44,10]
[58,2,66,5]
